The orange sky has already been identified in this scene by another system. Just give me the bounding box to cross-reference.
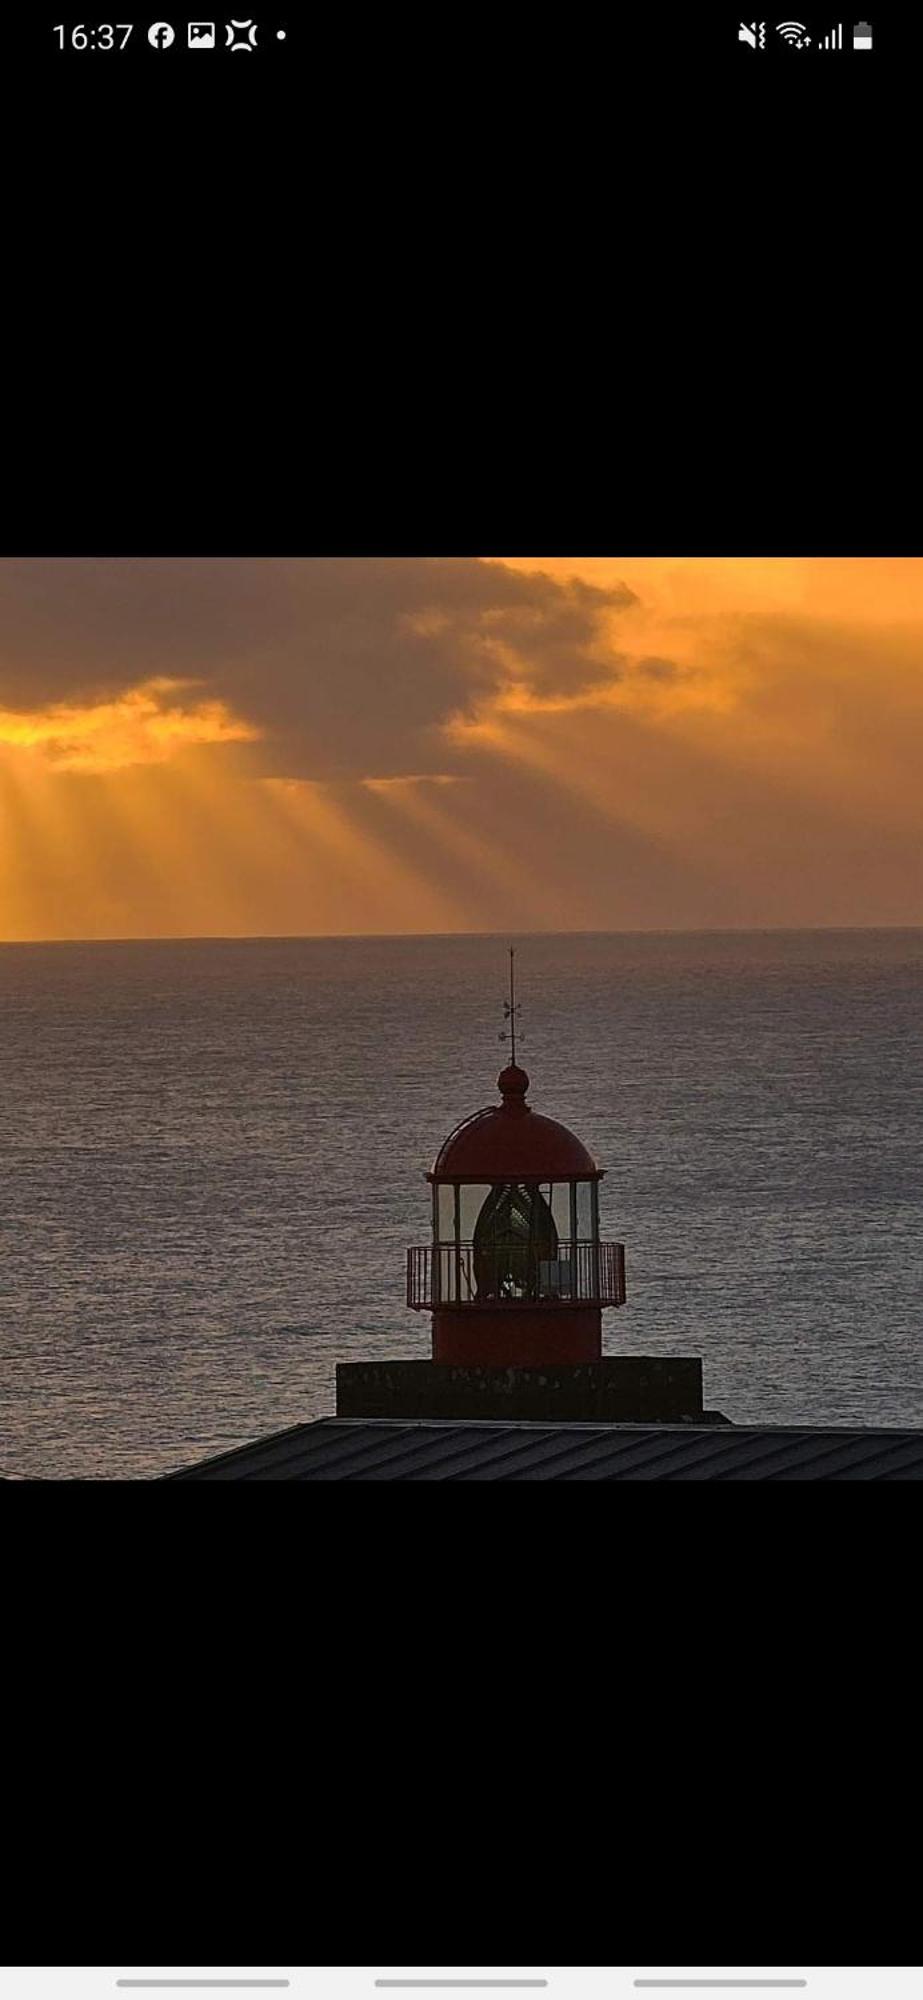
[1,556,921,940]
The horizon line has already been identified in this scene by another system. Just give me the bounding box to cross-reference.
[3,922,923,949]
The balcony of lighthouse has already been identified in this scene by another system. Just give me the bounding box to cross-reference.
[407,1236,627,1309]
[407,1175,627,1312]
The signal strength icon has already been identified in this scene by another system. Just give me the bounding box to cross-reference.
[818,21,844,44]
[776,19,811,41]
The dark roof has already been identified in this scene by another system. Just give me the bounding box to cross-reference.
[430,1066,600,1181]
[167,1419,923,1481]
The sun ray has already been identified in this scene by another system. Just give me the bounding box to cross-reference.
[108,756,270,935]
[261,777,462,934]
[361,776,553,930]
[0,749,109,939]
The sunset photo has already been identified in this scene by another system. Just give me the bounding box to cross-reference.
[2,556,922,1477]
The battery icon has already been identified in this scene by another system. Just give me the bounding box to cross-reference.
[853,19,873,45]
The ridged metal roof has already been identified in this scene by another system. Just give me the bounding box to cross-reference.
[167,1419,923,1481]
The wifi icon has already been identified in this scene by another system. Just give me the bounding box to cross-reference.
[776,18,811,41]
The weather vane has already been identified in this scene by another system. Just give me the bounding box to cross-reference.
[499,944,522,1065]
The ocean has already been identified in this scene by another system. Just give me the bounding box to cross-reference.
[1,928,921,1478]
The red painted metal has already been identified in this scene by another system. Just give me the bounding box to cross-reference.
[433,1305,602,1366]
[429,1065,603,1182]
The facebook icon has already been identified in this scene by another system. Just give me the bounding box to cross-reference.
[147,20,176,44]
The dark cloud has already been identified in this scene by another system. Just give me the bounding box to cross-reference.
[0,558,636,779]
[636,654,684,681]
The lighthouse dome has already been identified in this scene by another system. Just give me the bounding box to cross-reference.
[429,1064,602,1182]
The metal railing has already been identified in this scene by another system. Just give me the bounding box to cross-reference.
[407,1239,626,1310]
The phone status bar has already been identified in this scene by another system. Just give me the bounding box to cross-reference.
[48,19,289,53]
[736,18,874,48]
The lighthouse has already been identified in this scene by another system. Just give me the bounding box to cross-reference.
[409,948,625,1366]
[335,952,717,1426]
[408,1058,626,1366]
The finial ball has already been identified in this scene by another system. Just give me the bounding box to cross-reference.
[498,1063,530,1099]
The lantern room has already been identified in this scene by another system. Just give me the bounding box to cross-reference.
[407,1060,627,1367]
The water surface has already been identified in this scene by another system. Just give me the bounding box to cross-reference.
[1,928,921,1476]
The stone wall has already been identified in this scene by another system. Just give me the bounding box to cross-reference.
[336,1356,729,1423]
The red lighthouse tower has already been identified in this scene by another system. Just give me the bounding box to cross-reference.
[408,950,625,1365]
[408,1059,626,1365]
[336,952,716,1427]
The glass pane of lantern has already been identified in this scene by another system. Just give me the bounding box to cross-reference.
[551,1181,572,1240]
[437,1183,456,1244]
[576,1180,594,1237]
[458,1182,491,1241]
